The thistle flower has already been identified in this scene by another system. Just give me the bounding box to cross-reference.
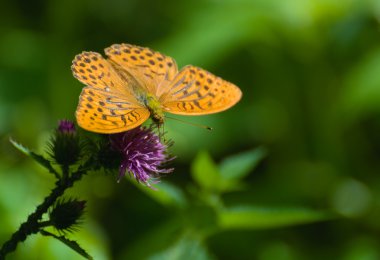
[57,120,76,134]
[49,120,82,169]
[109,127,173,187]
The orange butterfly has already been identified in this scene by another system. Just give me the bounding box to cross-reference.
[71,43,242,133]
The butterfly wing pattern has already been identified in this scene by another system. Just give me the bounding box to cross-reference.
[72,51,150,133]
[104,43,178,97]
[162,65,242,115]
[72,44,242,133]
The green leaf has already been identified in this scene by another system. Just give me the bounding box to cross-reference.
[219,147,267,181]
[10,138,59,178]
[40,230,93,259]
[9,138,31,155]
[191,151,221,191]
[218,206,333,230]
[135,180,188,209]
[149,233,215,260]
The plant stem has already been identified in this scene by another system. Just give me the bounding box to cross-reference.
[0,167,87,259]
[38,221,53,229]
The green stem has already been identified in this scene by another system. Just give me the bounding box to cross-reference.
[0,166,87,259]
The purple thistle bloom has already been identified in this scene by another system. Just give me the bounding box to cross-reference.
[109,127,173,187]
[58,120,76,134]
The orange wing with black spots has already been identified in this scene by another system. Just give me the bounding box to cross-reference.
[72,51,150,133]
[104,43,178,97]
[162,65,242,115]
[72,44,242,134]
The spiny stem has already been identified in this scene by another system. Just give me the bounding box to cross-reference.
[0,167,87,259]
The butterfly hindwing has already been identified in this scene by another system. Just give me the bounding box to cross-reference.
[76,87,150,133]
[162,65,242,115]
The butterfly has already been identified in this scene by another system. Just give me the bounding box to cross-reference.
[71,43,242,133]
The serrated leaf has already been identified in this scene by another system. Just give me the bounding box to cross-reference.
[10,138,59,178]
[219,147,267,181]
[40,230,93,259]
[191,151,221,191]
[218,206,333,230]
[9,138,32,155]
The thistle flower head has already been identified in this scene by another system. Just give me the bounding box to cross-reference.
[49,120,82,168]
[58,120,76,134]
[110,127,173,187]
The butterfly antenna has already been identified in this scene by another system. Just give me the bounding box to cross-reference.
[166,116,213,131]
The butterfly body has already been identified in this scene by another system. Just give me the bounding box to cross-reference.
[72,43,242,133]
[140,92,165,125]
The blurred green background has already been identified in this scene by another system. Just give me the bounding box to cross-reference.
[1,0,380,259]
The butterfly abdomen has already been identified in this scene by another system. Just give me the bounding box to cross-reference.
[143,93,165,125]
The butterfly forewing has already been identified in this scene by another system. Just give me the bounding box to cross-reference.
[72,51,139,96]
[104,43,178,97]
[72,51,150,133]
[162,65,242,115]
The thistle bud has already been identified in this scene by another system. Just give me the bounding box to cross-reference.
[49,120,81,168]
[49,198,86,233]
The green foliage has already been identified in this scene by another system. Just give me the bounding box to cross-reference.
[135,180,188,209]
[40,230,93,260]
[149,234,214,260]
[190,150,329,230]
[119,149,330,259]
[219,147,266,180]
[218,206,332,230]
[9,138,59,177]
[3,134,93,259]
[192,148,266,192]
[219,147,267,191]
[191,151,221,192]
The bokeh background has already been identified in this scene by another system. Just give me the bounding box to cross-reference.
[1,0,380,259]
